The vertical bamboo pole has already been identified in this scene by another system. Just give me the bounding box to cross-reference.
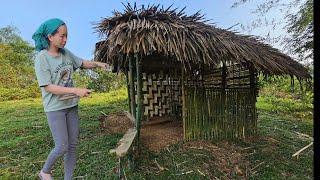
[222,62,227,139]
[129,54,136,119]
[238,68,241,138]
[215,87,218,139]
[204,88,207,140]
[236,89,239,138]
[192,87,195,140]
[135,54,142,142]
[226,89,230,139]
[189,88,191,140]
[231,89,235,139]
[181,66,186,140]
[248,65,252,136]
[249,64,257,136]
[185,87,188,140]
[208,89,212,139]
[290,75,295,93]
[186,87,190,140]
[190,87,192,140]
[189,88,192,140]
[125,70,131,113]
[201,89,204,140]
[211,89,214,139]
[212,89,216,139]
[298,77,303,93]
[192,86,195,140]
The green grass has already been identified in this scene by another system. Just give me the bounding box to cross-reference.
[0,89,128,179]
[0,87,313,179]
[123,110,313,179]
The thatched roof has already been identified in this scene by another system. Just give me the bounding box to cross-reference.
[94,3,310,78]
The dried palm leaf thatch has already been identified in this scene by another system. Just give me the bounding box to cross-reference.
[94,3,310,79]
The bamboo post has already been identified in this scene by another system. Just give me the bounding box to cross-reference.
[125,70,131,113]
[186,86,189,140]
[249,63,257,136]
[192,87,196,140]
[214,86,218,139]
[135,54,142,143]
[129,55,136,119]
[221,62,227,139]
[298,77,304,94]
[181,66,186,140]
[290,75,295,93]
[212,89,216,139]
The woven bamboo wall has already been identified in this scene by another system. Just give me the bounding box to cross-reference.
[184,63,258,140]
[184,87,257,140]
[137,71,182,119]
[131,62,257,140]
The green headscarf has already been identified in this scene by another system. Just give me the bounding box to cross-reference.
[32,18,65,51]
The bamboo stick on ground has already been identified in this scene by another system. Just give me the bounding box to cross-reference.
[292,142,313,158]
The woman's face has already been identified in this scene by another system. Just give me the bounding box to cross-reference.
[48,25,68,49]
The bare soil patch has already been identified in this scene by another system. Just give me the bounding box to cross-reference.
[99,114,183,151]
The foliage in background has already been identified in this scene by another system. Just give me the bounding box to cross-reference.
[257,75,313,120]
[0,26,40,101]
[73,68,126,92]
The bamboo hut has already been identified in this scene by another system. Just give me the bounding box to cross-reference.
[94,4,311,142]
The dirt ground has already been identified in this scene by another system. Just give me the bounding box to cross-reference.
[140,118,183,152]
[181,140,250,177]
[98,113,183,151]
[99,113,262,178]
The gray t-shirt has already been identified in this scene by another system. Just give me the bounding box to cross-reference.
[34,48,83,112]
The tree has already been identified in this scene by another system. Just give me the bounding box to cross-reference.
[0,26,39,100]
[0,26,22,43]
[232,0,313,64]
[286,0,313,60]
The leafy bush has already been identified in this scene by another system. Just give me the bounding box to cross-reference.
[73,68,126,93]
[257,75,313,119]
[0,82,40,101]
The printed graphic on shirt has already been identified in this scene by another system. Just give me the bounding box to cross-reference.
[54,61,73,74]
[60,69,73,87]
[58,68,77,100]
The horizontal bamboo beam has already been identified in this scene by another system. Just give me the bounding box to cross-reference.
[109,128,137,158]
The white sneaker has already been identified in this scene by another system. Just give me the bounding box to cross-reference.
[38,170,53,180]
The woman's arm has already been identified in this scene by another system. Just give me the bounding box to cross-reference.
[81,60,110,71]
[44,84,91,97]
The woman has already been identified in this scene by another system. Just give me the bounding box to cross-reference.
[32,18,108,180]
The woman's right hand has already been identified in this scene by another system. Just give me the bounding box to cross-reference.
[74,88,92,97]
